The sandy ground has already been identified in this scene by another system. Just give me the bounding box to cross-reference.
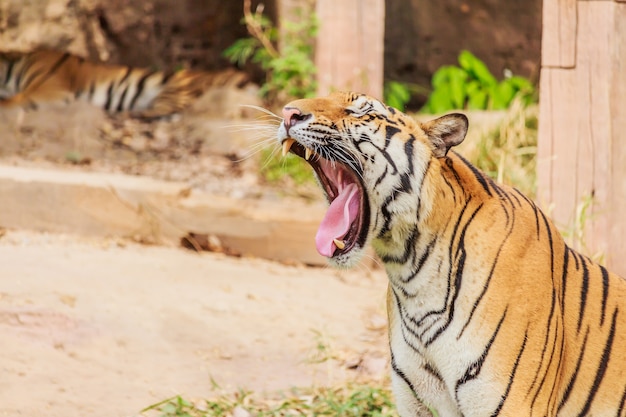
[0,230,389,417]
[0,92,394,417]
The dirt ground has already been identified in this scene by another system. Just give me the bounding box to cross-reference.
[0,230,389,417]
[0,94,391,417]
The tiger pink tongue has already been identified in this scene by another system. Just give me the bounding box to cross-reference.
[315,183,360,257]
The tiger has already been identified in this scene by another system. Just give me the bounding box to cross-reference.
[276,91,626,416]
[0,49,249,119]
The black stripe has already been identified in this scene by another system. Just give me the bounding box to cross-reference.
[426,203,483,346]
[557,328,590,412]
[119,66,133,85]
[577,308,619,416]
[561,248,570,313]
[455,307,507,398]
[14,57,34,90]
[104,82,115,111]
[404,137,415,173]
[529,288,560,409]
[458,206,514,339]
[513,189,540,239]
[374,165,388,187]
[578,258,590,333]
[444,156,464,192]
[88,81,96,100]
[161,70,175,84]
[618,385,626,417]
[116,85,130,112]
[508,188,522,207]
[129,70,156,110]
[24,52,70,92]
[356,139,399,176]
[384,124,401,149]
[455,152,493,197]
[490,331,528,417]
[571,248,580,270]
[415,199,473,327]
[398,172,413,193]
[380,226,419,265]
[394,289,429,349]
[423,361,444,383]
[394,235,440,289]
[390,352,420,396]
[546,317,566,413]
[411,236,437,280]
[3,59,15,86]
[599,265,609,326]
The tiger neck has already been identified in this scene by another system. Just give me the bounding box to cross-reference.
[372,153,481,317]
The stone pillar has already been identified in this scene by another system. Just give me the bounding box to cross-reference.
[538,0,626,274]
[314,0,385,99]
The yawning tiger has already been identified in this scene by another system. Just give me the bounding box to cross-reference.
[277,91,626,416]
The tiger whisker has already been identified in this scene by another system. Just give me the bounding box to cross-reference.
[238,104,282,120]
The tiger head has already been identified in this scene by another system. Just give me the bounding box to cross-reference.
[277,91,468,268]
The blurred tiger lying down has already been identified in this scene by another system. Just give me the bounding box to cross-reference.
[0,49,250,119]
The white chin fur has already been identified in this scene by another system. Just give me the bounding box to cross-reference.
[327,244,365,269]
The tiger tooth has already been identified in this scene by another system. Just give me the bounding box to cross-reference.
[282,138,295,156]
[305,147,313,160]
[333,239,346,250]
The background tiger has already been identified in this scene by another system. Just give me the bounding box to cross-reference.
[277,91,626,416]
[0,49,249,119]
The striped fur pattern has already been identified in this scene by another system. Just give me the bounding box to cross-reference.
[277,91,626,416]
[0,49,248,118]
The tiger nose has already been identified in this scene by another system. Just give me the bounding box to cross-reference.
[282,106,311,135]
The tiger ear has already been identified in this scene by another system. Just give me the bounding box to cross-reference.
[421,113,468,158]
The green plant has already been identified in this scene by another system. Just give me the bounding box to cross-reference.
[140,384,398,417]
[422,50,536,113]
[224,0,318,103]
[259,147,315,186]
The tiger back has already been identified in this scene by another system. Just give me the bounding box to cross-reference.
[0,49,249,118]
[276,91,626,416]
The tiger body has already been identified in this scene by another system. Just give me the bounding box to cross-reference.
[277,91,626,416]
[0,49,248,118]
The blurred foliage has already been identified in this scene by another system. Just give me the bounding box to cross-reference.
[383,81,412,111]
[224,0,317,104]
[457,97,538,198]
[384,81,432,112]
[259,147,315,186]
[422,50,537,113]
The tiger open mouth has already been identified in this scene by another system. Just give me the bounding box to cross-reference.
[281,138,369,258]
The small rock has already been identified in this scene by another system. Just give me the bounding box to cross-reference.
[231,405,251,417]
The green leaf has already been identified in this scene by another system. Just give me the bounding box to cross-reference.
[384,81,412,111]
[222,38,258,67]
[447,67,468,109]
[466,80,488,110]
[425,88,454,113]
[506,75,533,91]
[459,50,497,86]
[487,84,507,110]
[496,81,517,107]
[431,66,455,88]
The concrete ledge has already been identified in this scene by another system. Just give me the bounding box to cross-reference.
[0,164,329,265]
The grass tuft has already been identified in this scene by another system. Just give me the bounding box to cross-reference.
[139,384,397,417]
[259,147,315,186]
[455,98,539,198]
